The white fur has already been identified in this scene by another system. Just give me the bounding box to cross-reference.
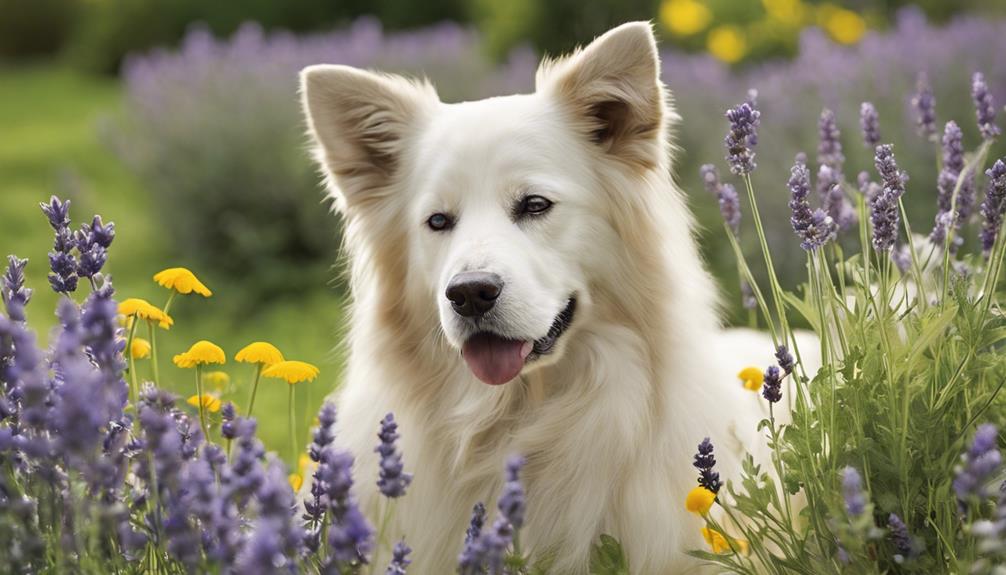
[300,22,814,574]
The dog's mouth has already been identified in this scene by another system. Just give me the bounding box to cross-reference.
[461,298,577,386]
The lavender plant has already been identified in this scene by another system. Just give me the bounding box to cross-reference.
[676,70,1006,574]
[0,198,556,575]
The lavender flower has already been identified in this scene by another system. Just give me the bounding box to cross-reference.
[724,100,760,175]
[762,365,782,404]
[310,401,337,462]
[841,466,866,518]
[39,196,78,294]
[775,345,794,375]
[75,216,114,279]
[891,243,912,274]
[820,165,856,232]
[860,102,881,148]
[972,72,1000,140]
[953,423,1001,504]
[788,155,835,250]
[818,109,845,172]
[376,413,412,498]
[700,164,741,235]
[930,122,974,248]
[2,255,31,322]
[980,159,1006,256]
[497,455,526,530]
[323,450,373,567]
[694,437,721,494]
[221,402,237,440]
[887,513,918,563]
[464,502,487,546]
[458,504,488,575]
[385,540,411,575]
[871,145,906,252]
[236,459,305,573]
[911,73,937,141]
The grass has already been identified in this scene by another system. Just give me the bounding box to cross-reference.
[0,64,345,467]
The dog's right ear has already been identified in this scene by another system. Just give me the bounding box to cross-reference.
[300,65,437,210]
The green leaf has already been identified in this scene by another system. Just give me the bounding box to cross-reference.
[589,534,630,575]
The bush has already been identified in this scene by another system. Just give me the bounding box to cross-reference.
[0,0,78,60]
[112,20,534,302]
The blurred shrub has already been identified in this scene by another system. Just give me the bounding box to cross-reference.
[112,20,534,302]
[0,0,78,59]
[67,0,471,74]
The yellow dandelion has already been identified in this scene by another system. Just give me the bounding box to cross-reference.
[660,0,712,37]
[262,360,320,385]
[707,25,748,64]
[235,342,285,366]
[173,340,226,368]
[738,366,764,392]
[702,527,749,555]
[685,486,716,515]
[130,337,151,360]
[762,0,805,27]
[153,267,212,297]
[288,473,303,492]
[118,298,174,329]
[187,394,222,413]
[822,6,866,45]
[204,370,230,389]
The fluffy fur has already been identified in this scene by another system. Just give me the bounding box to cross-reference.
[300,22,810,574]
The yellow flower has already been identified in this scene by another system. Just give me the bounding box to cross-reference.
[685,486,716,515]
[288,473,303,492]
[262,360,320,385]
[702,527,749,555]
[119,298,174,329]
[707,25,747,64]
[235,342,285,366]
[204,370,230,389]
[299,453,313,475]
[130,337,151,359]
[738,366,764,392]
[660,0,712,37]
[762,0,805,27]
[821,5,866,45]
[187,394,221,413]
[173,340,226,368]
[153,267,212,297]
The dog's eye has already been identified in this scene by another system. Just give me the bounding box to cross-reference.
[518,195,553,216]
[427,213,454,231]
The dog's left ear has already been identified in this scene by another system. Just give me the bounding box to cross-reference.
[536,22,664,169]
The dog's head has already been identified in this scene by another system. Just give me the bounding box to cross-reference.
[302,22,668,386]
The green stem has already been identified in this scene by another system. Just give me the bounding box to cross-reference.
[162,291,177,318]
[289,383,298,464]
[125,319,140,405]
[196,365,208,439]
[148,321,160,387]
[246,364,264,419]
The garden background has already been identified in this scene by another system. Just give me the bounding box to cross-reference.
[2,0,1005,463]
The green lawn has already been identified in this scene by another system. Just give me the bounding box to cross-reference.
[0,65,345,467]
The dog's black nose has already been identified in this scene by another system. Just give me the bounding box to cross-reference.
[446,272,503,317]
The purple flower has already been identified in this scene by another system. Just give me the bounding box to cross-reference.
[891,243,912,274]
[762,365,782,404]
[235,459,305,573]
[860,102,881,149]
[497,455,526,530]
[954,423,1001,504]
[74,216,114,279]
[817,108,845,172]
[221,402,237,440]
[871,145,906,253]
[788,155,835,250]
[911,73,937,141]
[39,196,78,294]
[376,412,412,499]
[385,540,411,575]
[775,345,794,375]
[980,159,1006,256]
[724,100,760,176]
[820,165,856,232]
[310,401,337,462]
[693,437,721,494]
[972,72,1000,140]
[464,502,486,546]
[322,449,373,567]
[2,255,31,322]
[888,513,918,563]
[841,466,866,518]
[458,503,488,575]
[227,415,267,510]
[700,164,741,235]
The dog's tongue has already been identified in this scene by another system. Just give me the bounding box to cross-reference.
[462,334,532,386]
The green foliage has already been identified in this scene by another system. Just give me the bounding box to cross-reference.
[0,0,78,59]
[589,534,631,575]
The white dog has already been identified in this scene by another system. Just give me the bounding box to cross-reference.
[301,21,804,574]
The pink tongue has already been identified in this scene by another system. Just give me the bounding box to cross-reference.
[462,334,531,386]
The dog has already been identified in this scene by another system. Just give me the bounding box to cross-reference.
[300,21,810,574]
